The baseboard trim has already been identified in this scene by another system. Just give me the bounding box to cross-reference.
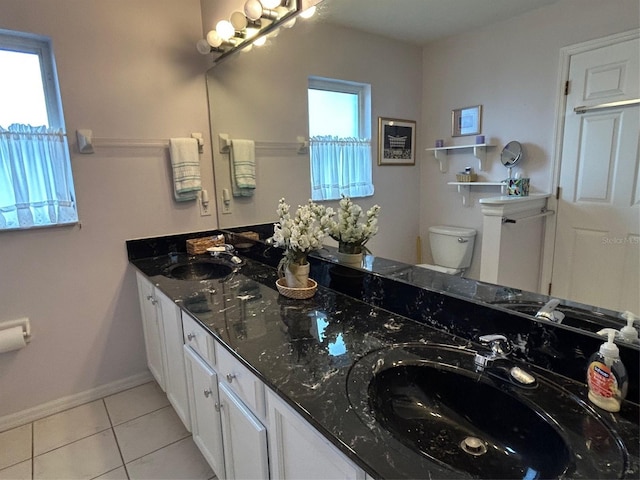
[0,371,153,432]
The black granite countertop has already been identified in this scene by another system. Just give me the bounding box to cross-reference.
[127,241,639,480]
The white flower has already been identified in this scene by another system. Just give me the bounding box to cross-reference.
[328,195,381,247]
[273,198,332,264]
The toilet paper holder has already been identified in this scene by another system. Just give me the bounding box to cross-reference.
[0,317,31,343]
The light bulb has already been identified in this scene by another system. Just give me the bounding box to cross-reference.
[206,30,223,48]
[216,20,235,40]
[253,35,267,46]
[230,11,248,30]
[196,38,211,55]
[300,5,316,18]
[244,0,263,21]
[262,0,281,8]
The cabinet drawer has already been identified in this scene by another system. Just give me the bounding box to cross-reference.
[216,344,265,419]
[182,312,216,368]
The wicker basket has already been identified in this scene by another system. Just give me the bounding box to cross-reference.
[186,236,225,255]
[276,278,318,299]
[456,173,478,182]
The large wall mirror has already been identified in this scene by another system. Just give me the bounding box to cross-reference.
[204,0,640,334]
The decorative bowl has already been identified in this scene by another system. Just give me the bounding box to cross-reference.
[275,278,318,299]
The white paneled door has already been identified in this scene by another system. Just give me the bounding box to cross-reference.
[553,34,639,313]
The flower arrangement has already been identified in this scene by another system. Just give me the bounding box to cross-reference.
[273,198,334,268]
[329,196,381,254]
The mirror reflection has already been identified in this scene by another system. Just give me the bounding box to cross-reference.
[206,0,639,336]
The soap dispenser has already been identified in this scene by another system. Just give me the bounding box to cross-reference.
[586,329,628,412]
[619,311,639,343]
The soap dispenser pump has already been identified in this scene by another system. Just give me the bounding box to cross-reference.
[586,329,628,412]
[619,311,639,343]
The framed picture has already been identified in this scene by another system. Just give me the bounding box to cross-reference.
[378,117,416,165]
[452,105,482,137]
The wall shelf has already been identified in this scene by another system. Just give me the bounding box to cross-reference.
[447,181,507,207]
[426,143,496,172]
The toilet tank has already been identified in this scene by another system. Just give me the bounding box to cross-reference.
[429,226,477,269]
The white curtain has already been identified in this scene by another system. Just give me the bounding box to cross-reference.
[0,124,78,229]
[310,136,374,201]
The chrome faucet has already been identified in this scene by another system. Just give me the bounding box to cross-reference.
[474,334,512,371]
[535,298,565,323]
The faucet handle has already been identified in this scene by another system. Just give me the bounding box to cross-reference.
[478,334,512,356]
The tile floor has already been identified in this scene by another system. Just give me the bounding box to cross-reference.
[0,382,216,480]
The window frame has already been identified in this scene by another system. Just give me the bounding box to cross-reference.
[0,29,66,130]
[0,28,78,231]
[308,76,371,139]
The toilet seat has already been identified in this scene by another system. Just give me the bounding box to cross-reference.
[416,264,462,275]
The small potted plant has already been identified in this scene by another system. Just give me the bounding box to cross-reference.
[273,198,333,288]
[329,196,380,265]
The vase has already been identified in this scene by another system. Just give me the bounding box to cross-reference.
[284,262,310,288]
[337,242,363,267]
[336,250,363,267]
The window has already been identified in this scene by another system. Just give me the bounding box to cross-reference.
[308,77,373,201]
[0,28,78,230]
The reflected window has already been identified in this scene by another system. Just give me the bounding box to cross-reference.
[0,29,78,230]
[308,77,374,201]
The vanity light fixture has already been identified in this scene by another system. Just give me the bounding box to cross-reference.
[197,0,318,65]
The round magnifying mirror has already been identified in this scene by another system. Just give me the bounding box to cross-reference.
[501,141,523,178]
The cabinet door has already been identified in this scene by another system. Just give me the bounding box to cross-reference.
[266,389,365,480]
[219,383,269,480]
[136,272,166,391]
[184,346,225,478]
[155,290,190,431]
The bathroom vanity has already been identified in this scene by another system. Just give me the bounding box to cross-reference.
[127,229,639,479]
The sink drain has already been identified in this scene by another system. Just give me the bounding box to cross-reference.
[460,436,488,456]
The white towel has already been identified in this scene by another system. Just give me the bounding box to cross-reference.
[231,139,256,197]
[170,138,201,202]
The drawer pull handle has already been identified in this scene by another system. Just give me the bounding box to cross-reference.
[187,333,196,341]
[203,389,212,398]
[226,373,236,383]
[214,402,222,412]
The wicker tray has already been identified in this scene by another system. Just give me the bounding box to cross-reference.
[186,236,225,255]
[275,278,318,299]
[456,173,478,182]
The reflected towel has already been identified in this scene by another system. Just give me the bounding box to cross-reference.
[170,138,201,201]
[231,139,255,196]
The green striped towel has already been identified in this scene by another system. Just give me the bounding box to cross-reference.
[170,138,201,202]
[231,139,256,196]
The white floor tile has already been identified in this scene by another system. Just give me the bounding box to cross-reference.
[114,406,189,463]
[104,382,169,426]
[34,400,111,456]
[0,424,31,470]
[0,460,31,480]
[33,430,122,480]
[126,437,213,480]
[92,466,128,479]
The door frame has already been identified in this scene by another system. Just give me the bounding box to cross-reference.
[540,28,640,294]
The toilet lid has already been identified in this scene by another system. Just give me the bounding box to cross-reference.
[428,225,476,237]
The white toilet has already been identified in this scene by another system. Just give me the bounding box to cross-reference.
[418,225,477,275]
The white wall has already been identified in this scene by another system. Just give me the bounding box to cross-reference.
[419,0,640,280]
[203,3,423,264]
[0,0,215,422]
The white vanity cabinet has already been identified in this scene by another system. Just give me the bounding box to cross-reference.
[266,388,366,480]
[182,311,268,480]
[183,343,226,478]
[219,383,269,480]
[136,272,166,391]
[135,272,191,430]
